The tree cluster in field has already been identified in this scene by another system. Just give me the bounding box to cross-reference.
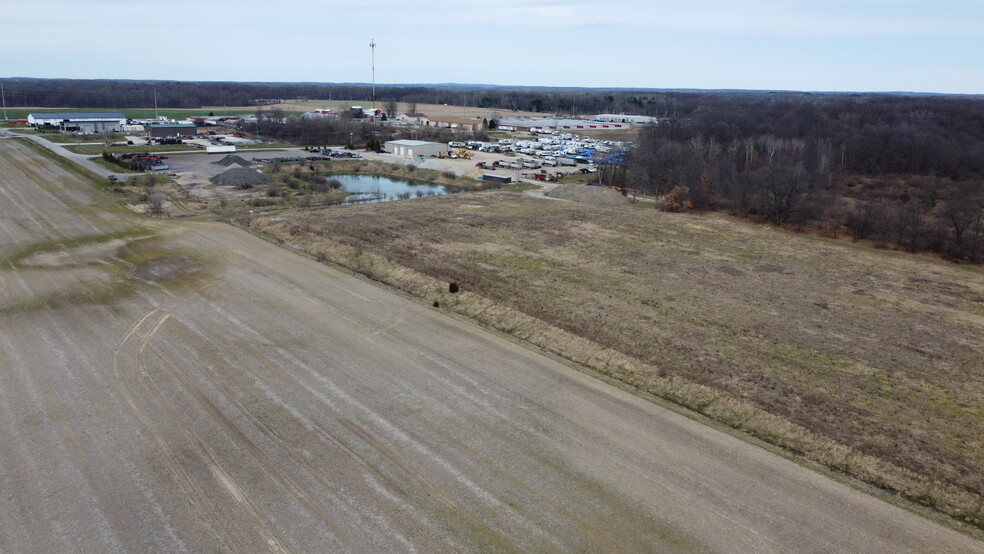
[613,95,984,263]
[241,108,490,148]
[101,151,145,172]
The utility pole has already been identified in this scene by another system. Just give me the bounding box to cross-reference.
[370,38,376,110]
[153,86,159,119]
[1,81,8,121]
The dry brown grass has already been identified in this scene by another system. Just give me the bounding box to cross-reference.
[565,127,640,142]
[252,191,984,528]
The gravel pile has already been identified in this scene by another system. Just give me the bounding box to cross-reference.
[213,154,252,167]
[545,184,630,205]
[209,167,270,186]
[417,159,449,172]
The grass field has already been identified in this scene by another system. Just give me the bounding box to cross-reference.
[65,143,199,155]
[2,107,257,120]
[252,191,984,527]
[6,137,979,550]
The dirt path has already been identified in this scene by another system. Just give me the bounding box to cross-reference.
[1,138,981,551]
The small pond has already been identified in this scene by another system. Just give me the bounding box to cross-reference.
[332,174,448,203]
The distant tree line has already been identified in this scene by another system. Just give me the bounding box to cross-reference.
[0,77,693,116]
[614,94,984,262]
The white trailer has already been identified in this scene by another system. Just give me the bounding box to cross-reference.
[207,145,237,154]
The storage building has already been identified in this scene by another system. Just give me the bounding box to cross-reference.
[594,114,663,125]
[427,116,483,131]
[384,140,449,159]
[27,112,127,134]
[146,123,197,138]
[496,117,629,132]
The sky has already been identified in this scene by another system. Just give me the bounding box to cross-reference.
[1,0,982,94]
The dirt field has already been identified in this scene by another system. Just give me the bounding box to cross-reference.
[253,191,984,527]
[3,136,983,551]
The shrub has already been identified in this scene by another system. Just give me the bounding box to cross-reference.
[449,282,459,293]
[664,185,694,212]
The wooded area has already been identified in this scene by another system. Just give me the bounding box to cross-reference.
[609,93,984,262]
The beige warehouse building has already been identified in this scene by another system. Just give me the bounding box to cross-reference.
[384,140,449,159]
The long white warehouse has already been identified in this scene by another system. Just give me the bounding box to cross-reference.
[27,112,127,134]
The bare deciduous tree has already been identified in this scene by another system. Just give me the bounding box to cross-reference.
[384,100,398,118]
[147,186,165,215]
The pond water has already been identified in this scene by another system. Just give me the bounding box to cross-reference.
[332,174,448,203]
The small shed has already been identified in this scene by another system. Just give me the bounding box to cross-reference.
[482,174,511,185]
[384,140,449,159]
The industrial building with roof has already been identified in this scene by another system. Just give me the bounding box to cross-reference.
[496,117,630,132]
[27,112,127,134]
[594,114,663,125]
[427,116,484,132]
[146,123,197,138]
[384,140,449,159]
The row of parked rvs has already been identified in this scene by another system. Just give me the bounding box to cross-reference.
[449,132,627,165]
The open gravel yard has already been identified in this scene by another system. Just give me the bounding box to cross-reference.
[2,137,982,551]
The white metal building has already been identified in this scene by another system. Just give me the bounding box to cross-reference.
[496,117,630,132]
[27,112,127,134]
[384,140,449,159]
[594,114,663,125]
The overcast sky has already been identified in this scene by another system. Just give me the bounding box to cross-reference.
[2,0,981,94]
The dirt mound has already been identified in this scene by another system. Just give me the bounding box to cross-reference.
[212,154,252,167]
[545,184,630,205]
[210,167,270,187]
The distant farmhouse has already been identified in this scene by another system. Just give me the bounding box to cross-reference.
[27,112,126,134]
[395,112,429,125]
